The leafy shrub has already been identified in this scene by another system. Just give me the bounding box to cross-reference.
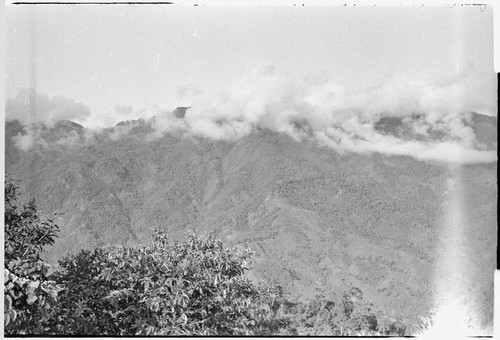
[48,230,291,335]
[4,178,61,334]
[282,287,406,336]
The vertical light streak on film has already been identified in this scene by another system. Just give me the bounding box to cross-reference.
[29,5,36,141]
[423,164,474,337]
[28,6,38,199]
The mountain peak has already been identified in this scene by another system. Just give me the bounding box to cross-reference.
[172,106,190,119]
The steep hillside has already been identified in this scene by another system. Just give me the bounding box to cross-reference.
[5,116,497,333]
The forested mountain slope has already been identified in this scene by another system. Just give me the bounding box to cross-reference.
[5,113,497,333]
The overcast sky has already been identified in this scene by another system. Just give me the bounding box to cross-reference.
[5,5,496,128]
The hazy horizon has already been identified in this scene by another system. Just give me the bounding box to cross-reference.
[5,5,497,164]
[6,6,496,126]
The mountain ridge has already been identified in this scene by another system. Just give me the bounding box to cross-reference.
[4,111,497,333]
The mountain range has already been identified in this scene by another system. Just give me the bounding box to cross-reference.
[4,111,497,333]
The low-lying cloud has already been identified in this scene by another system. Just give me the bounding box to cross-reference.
[7,90,91,151]
[10,123,86,152]
[6,89,92,127]
[7,65,497,164]
[150,64,497,164]
[11,129,47,152]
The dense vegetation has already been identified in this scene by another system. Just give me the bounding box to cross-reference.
[4,178,61,334]
[5,119,496,333]
[4,178,412,336]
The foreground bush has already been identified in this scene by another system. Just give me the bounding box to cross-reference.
[48,230,290,335]
[4,178,61,335]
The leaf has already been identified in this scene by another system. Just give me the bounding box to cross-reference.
[10,309,17,322]
[5,295,13,310]
[15,277,27,287]
[27,294,38,305]
[29,280,41,290]
[75,305,83,317]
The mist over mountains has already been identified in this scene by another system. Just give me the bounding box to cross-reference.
[4,89,497,333]
[5,3,498,334]
[6,62,497,164]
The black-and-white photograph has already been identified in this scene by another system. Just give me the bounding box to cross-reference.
[4,2,497,336]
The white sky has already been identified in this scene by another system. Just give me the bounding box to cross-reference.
[5,5,495,128]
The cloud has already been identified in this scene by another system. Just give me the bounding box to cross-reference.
[314,123,497,164]
[145,110,188,141]
[6,90,91,151]
[148,63,496,164]
[12,128,48,152]
[11,123,87,151]
[12,131,36,152]
[6,89,92,127]
[7,66,497,164]
[56,130,82,147]
[109,124,133,141]
[82,103,159,130]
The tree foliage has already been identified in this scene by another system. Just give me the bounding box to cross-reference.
[47,230,291,335]
[4,178,61,334]
[280,287,406,336]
